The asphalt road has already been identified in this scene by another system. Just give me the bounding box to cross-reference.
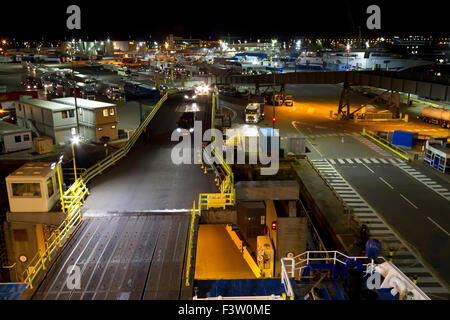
[335,162,450,285]
[83,94,217,213]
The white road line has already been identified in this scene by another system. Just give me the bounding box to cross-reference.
[380,158,389,164]
[379,177,394,189]
[363,163,375,174]
[427,217,450,236]
[388,159,398,164]
[354,158,363,164]
[329,159,336,164]
[337,159,345,164]
[400,194,419,209]
[370,158,380,163]
[346,159,354,164]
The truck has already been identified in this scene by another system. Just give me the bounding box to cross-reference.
[245,103,264,124]
[96,82,122,100]
[418,106,450,128]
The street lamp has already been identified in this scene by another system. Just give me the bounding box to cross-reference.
[346,43,350,71]
[51,155,66,212]
[71,136,80,181]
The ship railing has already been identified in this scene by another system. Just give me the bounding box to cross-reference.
[281,250,431,300]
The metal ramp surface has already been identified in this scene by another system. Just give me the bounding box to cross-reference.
[32,213,189,300]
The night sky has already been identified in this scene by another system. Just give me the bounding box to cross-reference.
[1,0,448,41]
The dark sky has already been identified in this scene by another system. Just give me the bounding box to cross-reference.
[1,0,448,41]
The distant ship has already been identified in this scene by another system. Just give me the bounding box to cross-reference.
[296,49,434,72]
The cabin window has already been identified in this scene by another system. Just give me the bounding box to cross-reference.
[79,108,83,115]
[62,111,68,119]
[14,135,22,143]
[69,110,75,118]
[425,150,432,159]
[103,109,108,117]
[109,108,115,116]
[24,134,30,142]
[47,177,54,197]
[11,183,41,197]
[440,157,445,166]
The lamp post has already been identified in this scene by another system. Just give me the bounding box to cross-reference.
[52,155,65,213]
[71,136,80,181]
[346,43,350,71]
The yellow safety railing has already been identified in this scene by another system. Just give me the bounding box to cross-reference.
[81,93,168,183]
[21,179,88,289]
[185,201,199,287]
[362,128,410,161]
[19,93,171,290]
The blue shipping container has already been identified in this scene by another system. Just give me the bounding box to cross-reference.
[392,130,416,148]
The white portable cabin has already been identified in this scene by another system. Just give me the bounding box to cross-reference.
[424,141,450,173]
[0,120,33,153]
[14,96,78,145]
[5,162,61,213]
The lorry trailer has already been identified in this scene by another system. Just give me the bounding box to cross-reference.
[418,107,450,128]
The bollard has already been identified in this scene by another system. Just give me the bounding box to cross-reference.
[388,248,394,262]
[413,275,418,285]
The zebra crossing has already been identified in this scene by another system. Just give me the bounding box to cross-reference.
[328,158,405,165]
[310,158,449,295]
[395,163,450,202]
[352,134,393,157]
[307,132,353,139]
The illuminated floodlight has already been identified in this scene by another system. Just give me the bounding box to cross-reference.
[71,136,81,144]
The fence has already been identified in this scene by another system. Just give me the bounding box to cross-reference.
[19,93,170,290]
[362,128,410,161]
[81,93,168,183]
[21,179,88,289]
[280,250,430,300]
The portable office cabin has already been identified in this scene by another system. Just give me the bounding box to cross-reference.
[52,97,118,143]
[424,142,450,173]
[0,120,32,153]
[5,162,61,213]
[14,97,77,145]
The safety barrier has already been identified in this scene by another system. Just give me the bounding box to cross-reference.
[224,225,261,278]
[81,93,168,183]
[20,93,170,291]
[280,250,430,300]
[362,128,410,161]
[21,179,88,289]
[185,201,199,287]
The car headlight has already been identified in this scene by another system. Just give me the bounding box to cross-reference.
[176,128,181,133]
[27,85,30,88]
[184,95,188,99]
[189,128,194,133]
[192,95,196,99]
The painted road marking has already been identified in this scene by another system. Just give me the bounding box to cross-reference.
[400,194,419,209]
[363,163,375,174]
[354,158,363,164]
[309,158,450,294]
[379,177,394,189]
[427,217,450,236]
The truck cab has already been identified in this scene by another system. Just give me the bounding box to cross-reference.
[245,103,264,124]
[284,94,294,106]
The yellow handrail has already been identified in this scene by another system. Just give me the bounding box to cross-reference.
[362,128,410,161]
[185,201,198,287]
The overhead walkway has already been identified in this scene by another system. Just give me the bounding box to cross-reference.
[210,71,450,101]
